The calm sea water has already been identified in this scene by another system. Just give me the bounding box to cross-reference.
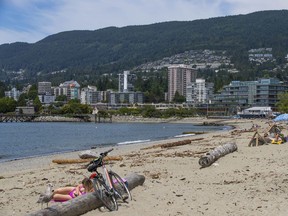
[0,122,230,162]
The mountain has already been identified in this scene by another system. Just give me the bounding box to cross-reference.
[1,10,288,84]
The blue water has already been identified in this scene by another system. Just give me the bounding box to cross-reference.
[0,122,230,162]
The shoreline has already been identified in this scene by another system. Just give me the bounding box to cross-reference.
[0,117,240,175]
[0,117,231,165]
[0,125,224,175]
[3,117,288,216]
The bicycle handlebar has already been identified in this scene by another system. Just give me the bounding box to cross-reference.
[87,148,114,172]
[100,148,114,157]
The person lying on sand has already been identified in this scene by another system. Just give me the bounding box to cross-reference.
[52,177,93,202]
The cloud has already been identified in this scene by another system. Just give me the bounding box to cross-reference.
[34,0,224,35]
[0,0,288,45]
[0,28,45,45]
[224,0,288,14]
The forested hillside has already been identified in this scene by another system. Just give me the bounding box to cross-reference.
[1,10,288,85]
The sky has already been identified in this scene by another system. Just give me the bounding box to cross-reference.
[0,0,287,45]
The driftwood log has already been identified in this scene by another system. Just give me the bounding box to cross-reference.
[141,137,204,150]
[160,138,204,149]
[28,173,145,216]
[198,143,238,168]
[52,156,123,164]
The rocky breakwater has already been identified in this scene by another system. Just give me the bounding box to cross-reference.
[33,116,83,122]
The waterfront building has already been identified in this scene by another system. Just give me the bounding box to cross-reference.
[15,106,35,114]
[168,64,197,102]
[5,87,21,101]
[213,78,288,110]
[186,79,214,105]
[118,71,136,93]
[108,92,144,105]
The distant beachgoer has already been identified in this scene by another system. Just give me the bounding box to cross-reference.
[270,133,284,144]
[274,133,283,141]
[52,177,93,202]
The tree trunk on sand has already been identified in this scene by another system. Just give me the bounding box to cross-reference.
[28,173,145,216]
[198,143,237,168]
[52,156,123,164]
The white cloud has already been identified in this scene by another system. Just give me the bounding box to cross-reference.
[0,0,288,44]
[0,28,45,44]
[224,0,288,15]
[36,0,224,35]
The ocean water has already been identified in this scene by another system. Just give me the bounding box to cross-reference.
[0,122,230,162]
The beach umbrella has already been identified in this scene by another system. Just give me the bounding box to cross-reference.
[274,113,288,122]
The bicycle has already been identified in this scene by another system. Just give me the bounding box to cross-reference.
[87,148,132,211]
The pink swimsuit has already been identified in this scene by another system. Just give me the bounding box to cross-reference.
[53,186,85,202]
[69,185,85,198]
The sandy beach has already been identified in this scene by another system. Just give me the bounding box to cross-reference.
[1,117,288,216]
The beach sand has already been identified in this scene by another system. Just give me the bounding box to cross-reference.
[1,117,288,216]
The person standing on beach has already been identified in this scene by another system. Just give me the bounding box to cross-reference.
[52,177,93,202]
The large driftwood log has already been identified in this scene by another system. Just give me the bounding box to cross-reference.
[198,143,237,168]
[52,156,123,164]
[28,173,145,216]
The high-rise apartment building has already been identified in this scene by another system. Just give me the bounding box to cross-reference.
[118,71,135,93]
[168,64,197,102]
[59,80,80,100]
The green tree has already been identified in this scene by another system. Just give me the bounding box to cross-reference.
[68,98,80,104]
[173,91,186,103]
[0,97,17,113]
[141,106,162,118]
[55,95,67,102]
[276,92,288,113]
[61,102,92,114]
[0,81,6,98]
[33,96,42,113]
[17,93,28,106]
[28,84,38,100]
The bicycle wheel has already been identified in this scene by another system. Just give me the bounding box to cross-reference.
[92,177,118,211]
[109,171,132,201]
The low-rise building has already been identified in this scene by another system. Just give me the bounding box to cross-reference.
[15,106,35,114]
[108,92,144,105]
[213,78,288,111]
[38,94,55,104]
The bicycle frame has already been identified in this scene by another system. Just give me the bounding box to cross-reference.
[88,148,131,210]
[88,149,121,198]
[101,160,113,191]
